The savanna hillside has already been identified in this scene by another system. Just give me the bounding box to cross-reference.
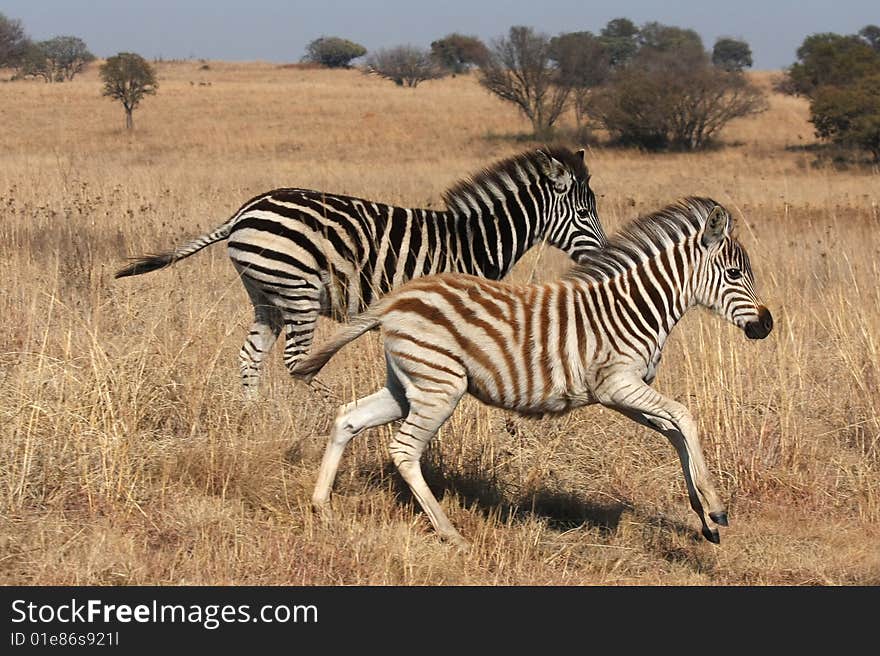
[1,61,878,584]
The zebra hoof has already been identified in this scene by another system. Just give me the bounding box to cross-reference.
[702,526,721,544]
[311,501,333,521]
[441,532,470,552]
[709,511,729,527]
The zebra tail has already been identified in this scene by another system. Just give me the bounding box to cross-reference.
[114,221,233,279]
[291,310,383,382]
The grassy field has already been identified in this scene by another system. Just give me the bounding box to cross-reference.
[1,62,878,585]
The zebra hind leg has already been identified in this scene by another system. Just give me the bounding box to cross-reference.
[312,360,409,516]
[239,289,283,400]
[280,301,321,379]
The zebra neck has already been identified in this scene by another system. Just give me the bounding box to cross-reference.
[587,243,699,360]
[449,201,538,279]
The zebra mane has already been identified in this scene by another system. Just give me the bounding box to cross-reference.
[567,197,728,282]
[441,146,588,215]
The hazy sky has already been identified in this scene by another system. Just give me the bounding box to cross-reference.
[4,0,877,70]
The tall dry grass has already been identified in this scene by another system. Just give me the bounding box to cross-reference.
[0,62,878,584]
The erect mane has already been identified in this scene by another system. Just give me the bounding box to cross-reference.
[567,197,724,282]
[441,146,588,214]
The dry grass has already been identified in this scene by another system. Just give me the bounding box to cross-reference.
[1,62,878,585]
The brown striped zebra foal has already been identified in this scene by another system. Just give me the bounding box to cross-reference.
[293,198,774,547]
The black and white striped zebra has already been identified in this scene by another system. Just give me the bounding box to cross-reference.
[115,147,606,396]
[293,198,773,547]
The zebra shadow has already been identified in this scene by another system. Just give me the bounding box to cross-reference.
[421,467,713,561]
[352,459,708,548]
[391,463,706,547]
[406,460,630,535]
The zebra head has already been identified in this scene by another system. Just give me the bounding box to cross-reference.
[697,204,773,340]
[535,148,607,262]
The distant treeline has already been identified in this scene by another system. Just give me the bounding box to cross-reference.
[1,12,877,160]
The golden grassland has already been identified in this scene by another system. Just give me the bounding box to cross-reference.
[0,62,878,584]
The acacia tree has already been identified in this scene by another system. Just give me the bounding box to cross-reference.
[479,25,570,137]
[303,36,366,68]
[788,33,880,97]
[41,35,94,81]
[792,27,880,162]
[590,48,766,150]
[549,31,610,129]
[713,37,753,71]
[0,12,28,68]
[859,25,880,52]
[15,36,94,82]
[638,22,704,59]
[430,33,489,74]
[811,74,880,162]
[588,67,669,148]
[14,41,51,81]
[668,65,767,149]
[100,53,158,130]
[599,17,640,67]
[365,46,445,87]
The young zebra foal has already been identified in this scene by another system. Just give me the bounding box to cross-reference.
[293,198,773,546]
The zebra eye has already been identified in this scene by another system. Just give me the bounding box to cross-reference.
[726,268,742,280]
[577,209,592,219]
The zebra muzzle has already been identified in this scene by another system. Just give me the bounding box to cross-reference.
[744,306,773,340]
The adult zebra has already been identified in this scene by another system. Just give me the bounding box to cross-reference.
[293,198,773,547]
[115,147,606,397]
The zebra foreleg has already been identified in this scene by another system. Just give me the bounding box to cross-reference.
[599,377,727,544]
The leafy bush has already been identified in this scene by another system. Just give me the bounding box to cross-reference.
[364,46,445,87]
[11,34,94,82]
[789,27,880,161]
[303,37,366,69]
[41,35,94,81]
[13,41,51,81]
[713,37,753,71]
[590,49,766,150]
[598,17,639,67]
[548,31,610,128]
[0,12,28,67]
[100,52,158,129]
[637,21,704,59]
[788,33,879,97]
[430,34,488,74]
[811,74,880,162]
[860,25,880,52]
[479,20,762,148]
[478,26,570,137]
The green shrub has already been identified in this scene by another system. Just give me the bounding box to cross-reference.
[303,37,366,69]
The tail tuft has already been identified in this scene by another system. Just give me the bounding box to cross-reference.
[115,220,233,279]
[115,253,176,278]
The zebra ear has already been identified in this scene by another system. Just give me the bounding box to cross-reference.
[575,149,591,182]
[536,150,573,194]
[701,205,731,248]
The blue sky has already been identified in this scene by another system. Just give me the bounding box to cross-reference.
[3,0,877,69]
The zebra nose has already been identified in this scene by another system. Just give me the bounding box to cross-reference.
[759,307,773,333]
[744,306,773,339]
